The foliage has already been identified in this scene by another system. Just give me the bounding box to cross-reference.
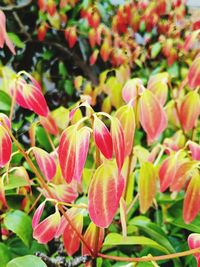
[0,0,200,267]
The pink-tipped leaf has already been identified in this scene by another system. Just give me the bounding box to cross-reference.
[188,141,200,161]
[188,233,200,266]
[0,125,12,167]
[32,147,56,181]
[93,115,113,159]
[88,160,124,228]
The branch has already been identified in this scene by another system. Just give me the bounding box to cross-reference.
[35,252,91,267]
[0,0,32,11]
[39,40,98,85]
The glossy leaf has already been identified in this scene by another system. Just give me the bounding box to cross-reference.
[93,115,113,159]
[188,55,200,89]
[138,162,157,213]
[58,125,77,183]
[111,117,125,170]
[4,210,32,247]
[188,141,200,161]
[88,161,124,228]
[139,89,167,143]
[183,170,200,224]
[103,233,167,253]
[7,255,47,267]
[115,104,135,156]
[0,125,12,167]
[33,147,56,181]
[82,222,104,256]
[178,91,200,132]
[74,127,90,183]
[159,155,178,192]
[33,205,61,244]
[63,212,83,256]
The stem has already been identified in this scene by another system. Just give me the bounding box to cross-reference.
[123,154,133,200]
[1,121,94,256]
[126,193,139,215]
[9,79,17,121]
[94,226,100,256]
[98,247,200,262]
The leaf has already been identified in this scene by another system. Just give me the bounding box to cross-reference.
[88,160,124,228]
[139,89,167,144]
[159,155,178,192]
[115,104,135,157]
[51,106,69,130]
[111,117,125,170]
[7,255,47,267]
[40,114,59,136]
[4,210,32,247]
[151,42,161,59]
[32,147,56,181]
[7,33,25,49]
[188,141,200,161]
[122,78,144,104]
[103,233,168,253]
[120,197,127,237]
[129,216,176,254]
[33,205,61,244]
[82,222,104,256]
[4,174,30,190]
[0,242,12,267]
[188,233,200,266]
[0,125,12,167]
[93,115,113,159]
[138,162,157,213]
[0,90,11,111]
[188,55,200,88]
[179,91,200,132]
[183,170,200,224]
[58,125,77,183]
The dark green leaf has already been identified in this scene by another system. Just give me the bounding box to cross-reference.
[0,243,12,267]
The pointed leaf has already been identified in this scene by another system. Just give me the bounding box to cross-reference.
[58,125,77,183]
[33,205,61,244]
[122,78,144,104]
[40,114,59,136]
[188,55,200,89]
[111,117,125,170]
[0,125,12,167]
[179,91,200,132]
[138,162,157,213]
[188,233,200,265]
[183,171,200,223]
[159,155,178,192]
[74,127,90,183]
[93,116,113,159]
[32,201,46,229]
[115,105,135,156]
[88,161,124,228]
[139,90,167,143]
[82,222,104,256]
[63,213,83,255]
[188,141,200,161]
[32,147,56,181]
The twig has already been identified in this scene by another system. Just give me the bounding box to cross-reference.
[13,11,31,40]
[35,252,91,267]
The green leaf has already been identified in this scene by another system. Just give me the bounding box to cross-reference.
[103,233,168,253]
[167,62,179,78]
[4,174,29,190]
[4,211,32,247]
[64,80,73,96]
[36,127,51,152]
[151,42,161,59]
[129,216,176,254]
[0,90,11,111]
[59,62,68,77]
[7,33,25,49]
[7,255,47,267]
[0,243,12,267]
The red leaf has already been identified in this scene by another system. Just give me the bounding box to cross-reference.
[74,127,90,183]
[188,233,200,265]
[178,91,200,132]
[183,171,200,224]
[82,222,104,256]
[159,155,178,192]
[93,115,113,159]
[188,55,200,89]
[111,117,125,170]
[88,161,124,228]
[139,89,167,143]
[32,147,56,181]
[188,141,200,161]
[48,182,78,203]
[58,125,77,183]
[33,204,61,244]
[0,125,12,167]
[40,114,59,136]
[115,104,135,156]
[63,212,83,255]
[32,201,46,229]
